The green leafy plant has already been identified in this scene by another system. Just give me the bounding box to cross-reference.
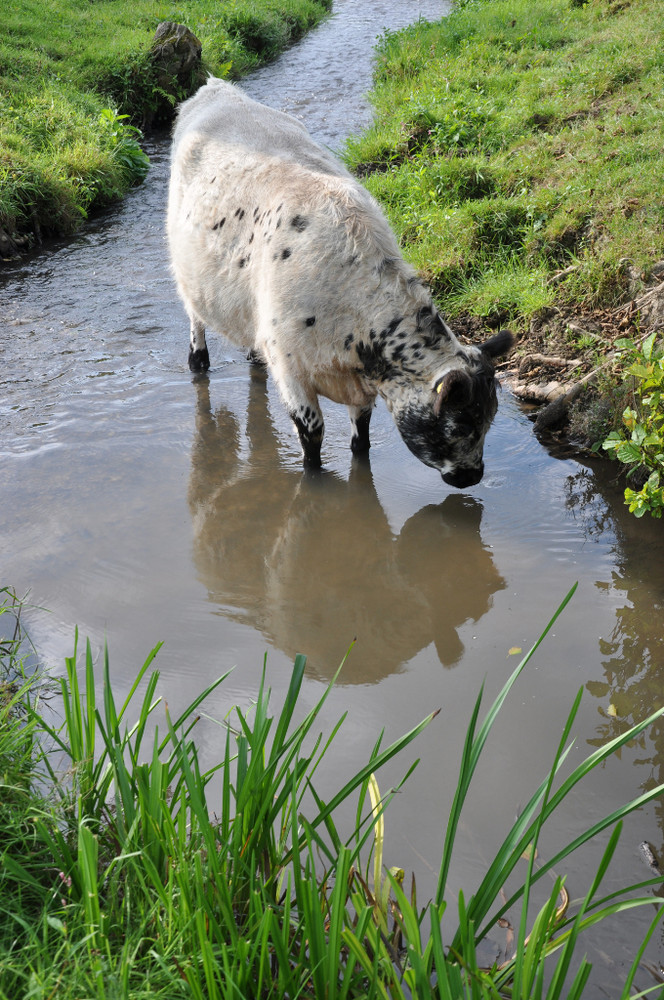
[99,108,150,183]
[600,333,664,518]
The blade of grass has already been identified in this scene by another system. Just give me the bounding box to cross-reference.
[436,584,578,909]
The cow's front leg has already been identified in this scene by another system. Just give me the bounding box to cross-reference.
[291,401,324,467]
[348,403,374,454]
[278,378,324,467]
[188,316,210,372]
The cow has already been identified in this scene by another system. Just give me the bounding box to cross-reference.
[167,77,513,488]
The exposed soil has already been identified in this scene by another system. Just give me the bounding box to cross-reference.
[457,259,664,453]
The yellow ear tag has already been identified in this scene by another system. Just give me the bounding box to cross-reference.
[436,383,443,393]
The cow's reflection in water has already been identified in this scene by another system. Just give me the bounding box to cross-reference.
[189,374,506,683]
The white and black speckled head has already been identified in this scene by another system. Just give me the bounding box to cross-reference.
[391,329,513,488]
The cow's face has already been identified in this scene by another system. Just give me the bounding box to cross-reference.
[393,330,513,489]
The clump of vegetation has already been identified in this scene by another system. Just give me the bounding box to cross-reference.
[0,100,150,243]
[343,0,664,325]
[599,333,664,518]
[3,584,664,997]
[0,0,331,250]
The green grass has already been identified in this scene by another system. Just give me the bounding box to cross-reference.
[3,583,664,998]
[343,0,664,325]
[0,0,331,247]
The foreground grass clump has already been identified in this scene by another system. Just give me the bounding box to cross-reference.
[344,0,664,324]
[0,0,330,248]
[2,582,664,998]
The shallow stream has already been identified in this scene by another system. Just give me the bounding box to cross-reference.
[2,0,664,991]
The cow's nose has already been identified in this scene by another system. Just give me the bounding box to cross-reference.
[442,464,483,489]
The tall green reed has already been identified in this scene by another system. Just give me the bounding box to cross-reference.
[3,582,664,998]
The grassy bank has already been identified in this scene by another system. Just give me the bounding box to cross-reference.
[345,0,664,323]
[342,0,664,515]
[3,584,664,998]
[0,0,330,250]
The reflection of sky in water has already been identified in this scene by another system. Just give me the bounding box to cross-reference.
[241,0,453,149]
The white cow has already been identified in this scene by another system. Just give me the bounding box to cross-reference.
[167,78,512,487]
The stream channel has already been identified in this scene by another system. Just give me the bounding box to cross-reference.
[2,0,664,991]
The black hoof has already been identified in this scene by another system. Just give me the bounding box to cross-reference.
[188,346,210,372]
[302,452,323,470]
[350,435,371,455]
[247,348,267,371]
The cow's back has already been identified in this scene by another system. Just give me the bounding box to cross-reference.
[171,77,351,180]
[167,78,410,362]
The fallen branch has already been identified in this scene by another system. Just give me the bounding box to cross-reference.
[533,367,603,432]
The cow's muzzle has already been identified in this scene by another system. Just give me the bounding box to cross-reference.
[442,464,483,489]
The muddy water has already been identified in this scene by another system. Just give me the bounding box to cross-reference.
[2,0,664,991]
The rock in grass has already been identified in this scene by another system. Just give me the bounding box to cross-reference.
[151,22,205,121]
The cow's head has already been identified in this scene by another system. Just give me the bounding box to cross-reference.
[393,329,513,488]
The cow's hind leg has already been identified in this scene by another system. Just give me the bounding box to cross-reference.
[349,403,374,454]
[188,316,210,372]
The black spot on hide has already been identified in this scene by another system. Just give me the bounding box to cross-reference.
[235,208,245,220]
[356,338,398,381]
[238,256,249,268]
[248,233,254,244]
[344,334,354,350]
[281,248,292,260]
[212,218,226,231]
[305,316,316,327]
[379,317,403,342]
[291,215,308,232]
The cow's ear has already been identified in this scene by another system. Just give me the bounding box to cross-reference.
[417,307,449,347]
[480,329,513,359]
[433,369,472,415]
